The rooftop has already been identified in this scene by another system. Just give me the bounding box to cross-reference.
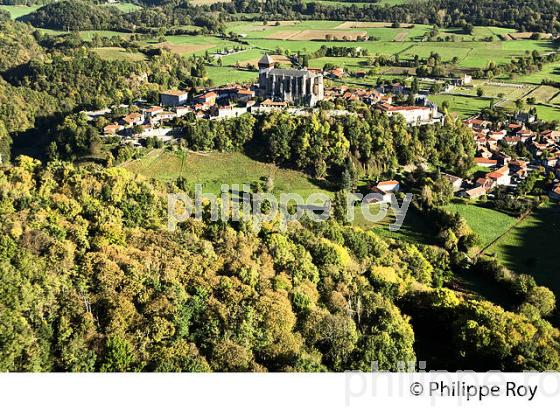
[267,68,314,78]
[161,90,188,97]
[259,54,275,66]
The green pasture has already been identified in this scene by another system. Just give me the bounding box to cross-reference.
[429,95,493,118]
[0,4,40,19]
[122,149,332,197]
[486,203,560,298]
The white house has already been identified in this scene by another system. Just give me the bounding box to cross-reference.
[442,173,463,192]
[378,103,443,126]
[376,180,400,193]
[486,166,511,186]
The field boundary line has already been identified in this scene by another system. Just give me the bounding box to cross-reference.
[476,210,532,257]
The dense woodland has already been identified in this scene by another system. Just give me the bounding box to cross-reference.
[1,157,559,371]
[176,109,475,181]
[13,0,560,33]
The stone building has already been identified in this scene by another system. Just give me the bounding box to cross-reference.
[257,54,324,107]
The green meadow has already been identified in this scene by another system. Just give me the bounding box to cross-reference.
[122,149,332,198]
[428,95,493,118]
[0,4,40,19]
[205,66,257,86]
[93,47,147,62]
[444,201,518,247]
[486,203,560,298]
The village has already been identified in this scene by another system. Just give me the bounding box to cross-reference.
[92,54,444,139]
[84,53,560,203]
[464,117,560,201]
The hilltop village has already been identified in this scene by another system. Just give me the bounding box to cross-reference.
[85,54,560,201]
[95,54,444,139]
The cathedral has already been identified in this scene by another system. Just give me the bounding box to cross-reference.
[257,54,324,107]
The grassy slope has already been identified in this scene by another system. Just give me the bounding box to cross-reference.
[429,95,493,118]
[93,47,146,62]
[444,201,518,247]
[0,5,40,19]
[486,203,560,297]
[122,149,332,197]
[122,149,437,242]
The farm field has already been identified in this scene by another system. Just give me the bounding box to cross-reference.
[453,81,529,99]
[205,65,257,86]
[486,203,560,298]
[100,2,142,12]
[523,85,559,104]
[532,104,560,121]
[0,4,40,19]
[144,35,239,56]
[79,30,134,40]
[444,201,518,247]
[428,94,493,118]
[509,61,560,85]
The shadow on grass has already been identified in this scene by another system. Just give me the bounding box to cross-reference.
[243,139,338,192]
[370,204,438,245]
[487,203,560,298]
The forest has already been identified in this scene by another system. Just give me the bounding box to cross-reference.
[1,157,559,371]
[1,0,560,374]
[175,109,475,181]
[13,0,560,33]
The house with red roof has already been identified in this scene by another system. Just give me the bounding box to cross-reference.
[474,157,498,167]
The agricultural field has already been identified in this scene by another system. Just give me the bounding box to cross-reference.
[486,203,560,298]
[145,35,240,56]
[444,201,518,248]
[100,2,142,12]
[267,30,369,41]
[509,61,560,85]
[523,85,560,104]
[428,94,493,118]
[453,81,529,100]
[531,104,560,121]
[205,65,257,86]
[0,4,40,19]
[79,30,134,40]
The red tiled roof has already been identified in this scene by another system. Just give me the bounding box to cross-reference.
[377,180,399,186]
[145,106,163,113]
[378,104,429,112]
[200,92,217,99]
[474,157,497,165]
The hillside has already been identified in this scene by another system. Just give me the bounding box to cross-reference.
[0,19,45,72]
[18,0,122,30]
[1,158,559,371]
